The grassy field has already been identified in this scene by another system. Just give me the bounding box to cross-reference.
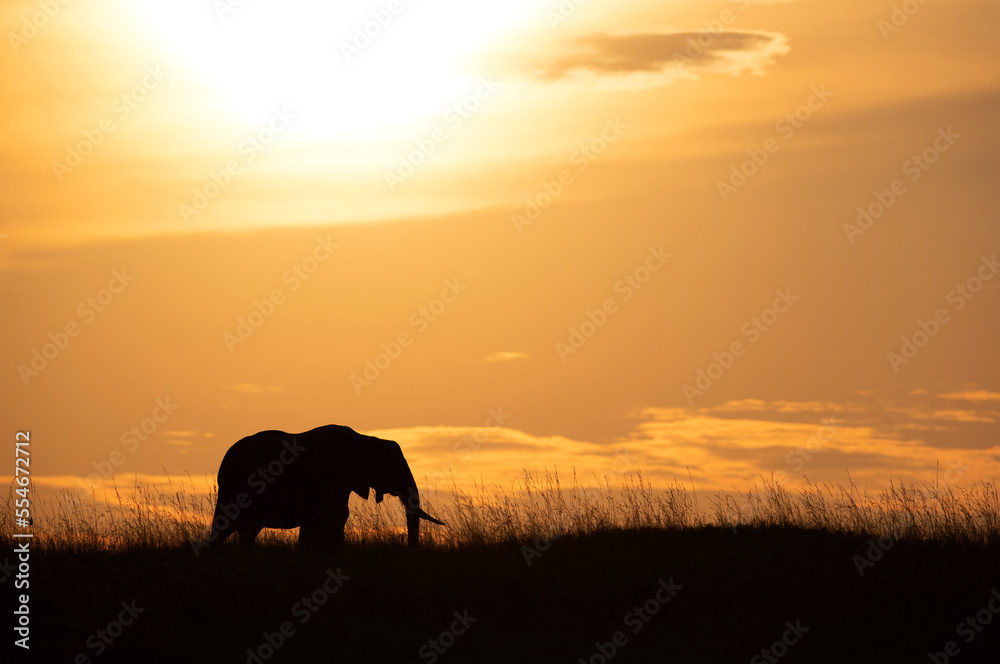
[5,472,1000,663]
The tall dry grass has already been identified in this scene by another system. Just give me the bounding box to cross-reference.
[3,470,998,551]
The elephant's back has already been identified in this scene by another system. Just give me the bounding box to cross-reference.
[219,429,287,471]
[216,425,365,487]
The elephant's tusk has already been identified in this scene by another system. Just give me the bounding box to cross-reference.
[415,508,447,526]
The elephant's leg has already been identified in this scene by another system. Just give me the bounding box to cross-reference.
[300,522,332,547]
[331,504,349,545]
[238,524,262,546]
[299,523,317,548]
[209,504,238,546]
[298,503,349,547]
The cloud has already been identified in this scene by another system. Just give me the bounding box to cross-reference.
[626,405,997,490]
[939,390,1000,402]
[481,351,530,363]
[2,473,217,498]
[362,395,1000,493]
[160,429,218,440]
[232,383,284,393]
[12,397,997,510]
[705,399,769,411]
[361,424,637,493]
[708,400,866,415]
[540,29,790,89]
[925,410,995,424]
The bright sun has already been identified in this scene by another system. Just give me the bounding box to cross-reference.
[136,0,539,138]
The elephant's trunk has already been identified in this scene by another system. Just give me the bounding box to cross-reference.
[401,485,422,547]
[399,481,446,547]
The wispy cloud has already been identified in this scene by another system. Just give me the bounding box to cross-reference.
[361,396,1000,493]
[924,410,995,423]
[539,29,790,89]
[939,390,1000,402]
[708,400,866,414]
[481,351,530,363]
[232,383,284,394]
[11,396,997,504]
[627,405,995,490]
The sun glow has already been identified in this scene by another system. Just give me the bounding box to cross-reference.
[135,0,540,137]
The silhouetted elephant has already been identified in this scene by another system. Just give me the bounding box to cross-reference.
[208,425,445,547]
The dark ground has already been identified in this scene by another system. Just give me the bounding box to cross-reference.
[9,526,1000,663]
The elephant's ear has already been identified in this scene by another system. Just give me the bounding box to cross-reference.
[352,486,370,500]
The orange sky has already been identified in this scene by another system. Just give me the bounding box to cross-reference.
[2,0,999,503]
